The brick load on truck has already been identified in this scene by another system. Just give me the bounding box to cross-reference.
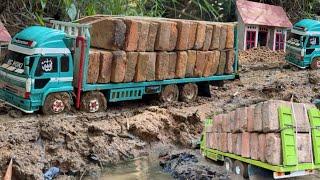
[202,100,320,179]
[74,16,236,85]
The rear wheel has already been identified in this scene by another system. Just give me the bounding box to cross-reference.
[42,92,71,115]
[233,160,249,178]
[180,83,198,102]
[159,84,179,103]
[224,157,233,173]
[80,91,107,113]
[311,57,320,69]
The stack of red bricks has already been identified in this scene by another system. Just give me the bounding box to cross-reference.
[75,15,235,84]
[206,100,315,165]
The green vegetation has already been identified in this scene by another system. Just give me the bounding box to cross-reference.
[1,0,320,34]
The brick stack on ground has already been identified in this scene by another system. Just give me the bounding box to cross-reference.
[75,16,236,84]
[206,100,315,165]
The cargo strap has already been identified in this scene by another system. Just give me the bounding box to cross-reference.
[307,108,320,165]
[278,106,298,166]
[304,104,314,165]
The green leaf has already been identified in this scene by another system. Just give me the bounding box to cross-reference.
[66,3,77,21]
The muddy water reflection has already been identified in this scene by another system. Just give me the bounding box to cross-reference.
[101,156,172,180]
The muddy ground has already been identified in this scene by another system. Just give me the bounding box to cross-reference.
[0,48,320,179]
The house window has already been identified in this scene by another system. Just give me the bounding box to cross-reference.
[246,31,256,50]
[275,33,285,51]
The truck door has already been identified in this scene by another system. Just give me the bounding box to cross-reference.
[32,56,59,102]
[305,36,319,58]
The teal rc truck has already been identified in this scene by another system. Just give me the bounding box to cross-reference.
[0,20,239,115]
[286,19,320,69]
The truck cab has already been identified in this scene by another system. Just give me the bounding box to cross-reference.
[0,26,74,113]
[286,19,320,69]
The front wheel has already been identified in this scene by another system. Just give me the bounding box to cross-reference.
[80,91,107,113]
[42,92,71,115]
[311,57,320,69]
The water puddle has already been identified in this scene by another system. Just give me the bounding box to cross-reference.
[100,155,172,180]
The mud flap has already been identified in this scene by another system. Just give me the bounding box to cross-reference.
[308,108,320,164]
[248,165,273,180]
[197,83,211,97]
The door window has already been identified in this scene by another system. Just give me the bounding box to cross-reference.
[60,56,69,72]
[35,57,57,76]
[306,36,319,47]
[246,31,256,50]
[275,33,285,51]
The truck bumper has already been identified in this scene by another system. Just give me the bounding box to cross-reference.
[285,56,308,68]
[0,89,34,113]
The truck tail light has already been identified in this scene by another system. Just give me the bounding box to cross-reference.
[24,92,30,99]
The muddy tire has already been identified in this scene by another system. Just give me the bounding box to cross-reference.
[80,91,107,113]
[180,83,198,102]
[159,84,179,103]
[42,92,71,115]
[233,160,248,178]
[224,157,233,173]
[311,57,320,69]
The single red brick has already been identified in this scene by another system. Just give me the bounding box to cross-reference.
[146,22,159,51]
[265,133,282,165]
[221,133,228,152]
[229,111,236,133]
[188,21,198,49]
[236,133,242,155]
[258,134,266,162]
[221,114,230,133]
[97,50,112,83]
[212,50,220,75]
[111,51,127,83]
[146,52,156,81]
[247,105,255,132]
[156,52,169,80]
[123,19,139,51]
[250,133,259,160]
[217,50,226,74]
[235,107,248,132]
[227,133,233,153]
[186,50,197,77]
[212,133,218,150]
[194,51,206,77]
[241,132,250,158]
[202,25,213,51]
[87,50,100,84]
[175,51,187,78]
[167,52,177,79]
[232,133,238,154]
[176,21,191,50]
[135,52,148,82]
[225,24,235,49]
[210,24,221,50]
[155,21,171,51]
[194,22,206,50]
[124,52,138,82]
[225,50,235,74]
[169,22,178,51]
[219,25,227,50]
[203,51,215,77]
[254,102,263,132]
[137,21,150,52]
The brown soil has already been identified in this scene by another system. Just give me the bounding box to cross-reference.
[0,48,319,179]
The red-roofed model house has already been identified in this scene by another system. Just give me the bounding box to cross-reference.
[236,0,292,51]
[0,22,11,59]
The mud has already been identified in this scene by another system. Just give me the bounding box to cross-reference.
[0,48,320,179]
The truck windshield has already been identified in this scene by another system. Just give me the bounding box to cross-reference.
[1,50,26,74]
[287,33,306,48]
